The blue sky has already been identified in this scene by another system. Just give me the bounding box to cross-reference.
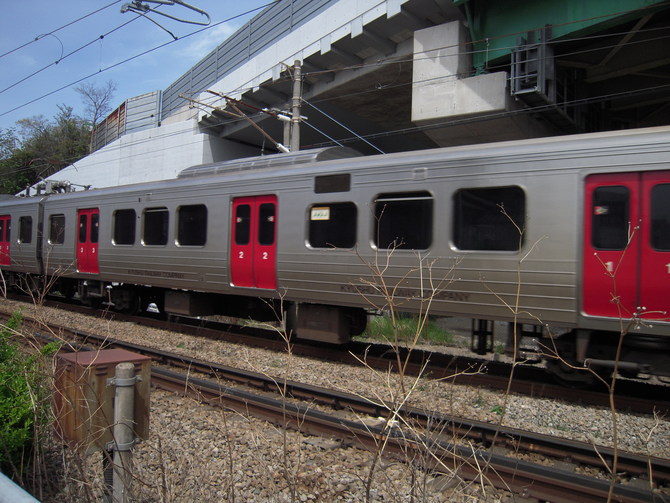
[0,0,272,131]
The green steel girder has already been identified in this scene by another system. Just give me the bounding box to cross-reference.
[453,0,670,73]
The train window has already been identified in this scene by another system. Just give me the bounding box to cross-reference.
[591,186,629,250]
[19,216,32,244]
[113,209,136,245]
[315,174,351,193]
[143,207,169,246]
[308,202,356,248]
[374,192,433,250]
[235,204,251,245]
[258,203,276,246]
[49,214,65,245]
[453,186,525,251]
[177,204,207,246]
[90,212,99,244]
[79,214,87,243]
[651,183,670,251]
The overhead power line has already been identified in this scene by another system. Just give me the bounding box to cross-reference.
[0,16,141,96]
[0,0,123,60]
[0,2,277,119]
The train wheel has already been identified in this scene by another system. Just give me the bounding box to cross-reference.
[82,296,103,309]
[545,358,609,388]
[120,295,142,315]
[58,280,76,300]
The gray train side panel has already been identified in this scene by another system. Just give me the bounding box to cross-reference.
[28,126,670,338]
[275,157,580,327]
[0,196,45,275]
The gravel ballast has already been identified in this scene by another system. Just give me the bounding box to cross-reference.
[3,299,668,502]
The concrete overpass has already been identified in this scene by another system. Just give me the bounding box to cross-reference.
[45,0,670,189]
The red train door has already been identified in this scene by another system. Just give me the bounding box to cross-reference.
[0,215,10,266]
[76,208,99,274]
[639,171,670,319]
[230,195,277,289]
[583,171,669,320]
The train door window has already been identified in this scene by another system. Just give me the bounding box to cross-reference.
[308,202,357,248]
[143,207,169,245]
[650,184,670,251]
[177,204,207,246]
[19,216,32,244]
[49,214,65,244]
[79,213,87,243]
[235,204,251,245]
[113,209,136,245]
[90,212,99,244]
[374,192,432,250]
[453,186,525,251]
[258,203,276,245]
[591,185,629,250]
[0,217,7,242]
[0,216,9,266]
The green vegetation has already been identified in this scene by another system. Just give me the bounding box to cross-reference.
[0,312,59,474]
[361,314,455,345]
[0,80,117,195]
[0,108,91,195]
[490,404,504,415]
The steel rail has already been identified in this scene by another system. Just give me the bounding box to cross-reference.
[4,307,669,494]
[28,320,670,488]
[12,295,670,415]
[152,366,666,503]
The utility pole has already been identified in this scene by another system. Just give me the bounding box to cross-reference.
[290,60,302,151]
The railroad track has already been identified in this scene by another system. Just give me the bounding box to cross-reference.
[152,366,668,503]
[10,310,669,503]
[6,294,670,416]
[55,297,670,415]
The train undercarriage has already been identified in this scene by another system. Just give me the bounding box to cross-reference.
[3,272,668,385]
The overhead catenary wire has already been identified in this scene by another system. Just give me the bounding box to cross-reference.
[16,71,670,181]
[302,98,385,154]
[11,79,669,183]
[0,0,123,60]
[3,1,663,121]
[8,49,669,181]
[3,0,667,170]
[0,2,277,120]
[182,19,670,123]
[306,82,670,149]
[1,0,214,95]
[0,16,142,96]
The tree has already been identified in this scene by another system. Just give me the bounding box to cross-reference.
[74,80,118,127]
[0,128,18,161]
[0,106,90,194]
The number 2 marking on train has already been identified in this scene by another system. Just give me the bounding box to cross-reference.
[238,251,244,259]
[262,252,268,260]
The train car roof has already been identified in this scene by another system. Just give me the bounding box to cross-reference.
[8,125,670,204]
[177,146,362,178]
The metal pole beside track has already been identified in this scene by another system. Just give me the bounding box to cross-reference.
[290,59,302,151]
[110,362,137,503]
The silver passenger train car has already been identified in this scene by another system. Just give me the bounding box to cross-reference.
[1,126,668,381]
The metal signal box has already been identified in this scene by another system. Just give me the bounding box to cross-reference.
[54,349,151,452]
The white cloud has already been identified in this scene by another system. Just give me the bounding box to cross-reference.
[177,23,239,61]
